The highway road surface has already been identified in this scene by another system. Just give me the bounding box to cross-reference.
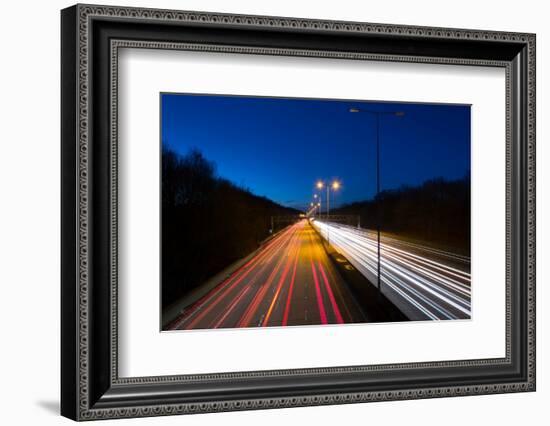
[312,220,471,321]
[168,220,366,330]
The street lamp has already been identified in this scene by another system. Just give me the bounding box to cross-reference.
[313,194,321,219]
[329,181,341,221]
[316,180,341,221]
[349,107,405,295]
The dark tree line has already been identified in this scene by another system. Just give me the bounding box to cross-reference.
[162,148,298,309]
[333,176,471,254]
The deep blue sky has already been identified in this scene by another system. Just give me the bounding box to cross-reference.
[162,94,470,211]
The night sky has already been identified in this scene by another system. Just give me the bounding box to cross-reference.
[161,94,470,211]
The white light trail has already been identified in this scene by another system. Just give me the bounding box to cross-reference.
[311,221,471,321]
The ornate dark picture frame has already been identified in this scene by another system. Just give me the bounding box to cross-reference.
[61,4,536,421]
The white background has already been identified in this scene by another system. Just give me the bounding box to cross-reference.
[119,49,505,377]
[0,0,547,425]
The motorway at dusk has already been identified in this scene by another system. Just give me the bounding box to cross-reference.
[161,93,471,330]
[168,220,366,330]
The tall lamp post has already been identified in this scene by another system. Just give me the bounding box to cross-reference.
[313,194,321,219]
[316,181,325,218]
[348,107,405,295]
[316,180,340,221]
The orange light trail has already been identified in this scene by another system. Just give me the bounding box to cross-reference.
[281,244,300,327]
[261,235,300,327]
[310,260,328,325]
[317,261,344,324]
[212,286,251,328]
[174,223,297,329]
[237,226,301,327]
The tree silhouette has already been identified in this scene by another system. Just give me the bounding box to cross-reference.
[162,147,298,309]
[333,176,470,254]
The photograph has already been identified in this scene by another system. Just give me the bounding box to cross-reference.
[161,94,472,330]
[57,3,537,420]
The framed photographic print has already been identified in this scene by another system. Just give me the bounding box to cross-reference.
[61,4,536,421]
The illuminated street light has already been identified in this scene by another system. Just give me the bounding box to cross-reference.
[313,193,322,219]
[315,179,341,220]
[327,180,340,220]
